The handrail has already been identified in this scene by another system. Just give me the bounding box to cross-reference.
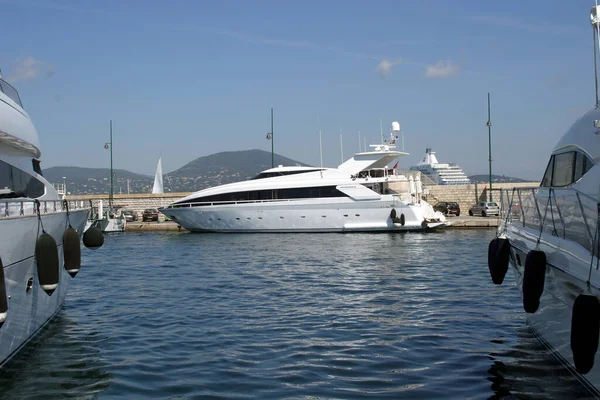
[499,186,599,255]
[0,79,22,107]
[0,199,89,218]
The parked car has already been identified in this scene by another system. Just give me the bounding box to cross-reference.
[121,209,138,222]
[142,208,159,222]
[433,202,460,216]
[469,201,499,217]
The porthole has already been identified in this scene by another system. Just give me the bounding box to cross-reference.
[321,215,326,218]
[246,217,251,220]
[301,216,306,218]
[258,217,263,220]
[344,214,349,217]
[279,216,284,219]
[355,214,360,217]
[236,218,240,220]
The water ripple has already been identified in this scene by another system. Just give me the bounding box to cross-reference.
[0,230,594,399]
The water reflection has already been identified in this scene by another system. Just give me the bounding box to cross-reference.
[0,313,112,400]
[487,326,594,399]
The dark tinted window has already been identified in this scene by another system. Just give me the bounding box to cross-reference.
[574,152,593,182]
[251,169,322,180]
[540,156,554,187]
[0,159,45,198]
[32,159,43,176]
[176,186,348,205]
[552,152,575,187]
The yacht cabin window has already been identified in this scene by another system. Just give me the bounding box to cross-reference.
[0,160,45,198]
[540,150,593,187]
[175,185,347,206]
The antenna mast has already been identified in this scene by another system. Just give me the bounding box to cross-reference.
[592,4,600,106]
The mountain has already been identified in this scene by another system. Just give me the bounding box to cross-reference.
[43,150,311,195]
[468,174,532,184]
[166,149,311,192]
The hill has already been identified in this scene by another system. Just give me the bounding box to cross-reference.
[468,174,532,184]
[44,150,311,195]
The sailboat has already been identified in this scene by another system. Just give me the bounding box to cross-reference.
[152,157,164,194]
[85,120,126,232]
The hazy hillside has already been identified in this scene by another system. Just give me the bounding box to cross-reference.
[468,174,532,184]
[45,150,310,195]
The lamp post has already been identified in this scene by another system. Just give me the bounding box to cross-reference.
[266,108,274,168]
[105,120,114,208]
[486,93,493,202]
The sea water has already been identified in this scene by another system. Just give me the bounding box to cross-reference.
[0,230,593,399]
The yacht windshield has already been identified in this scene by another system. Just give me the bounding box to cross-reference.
[251,169,322,180]
[0,79,23,108]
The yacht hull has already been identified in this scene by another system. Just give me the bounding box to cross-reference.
[162,198,444,233]
[0,209,89,369]
[506,223,600,396]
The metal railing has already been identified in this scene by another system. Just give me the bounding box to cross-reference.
[0,199,90,218]
[0,79,22,108]
[498,187,599,255]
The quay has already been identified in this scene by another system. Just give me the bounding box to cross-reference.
[123,216,498,232]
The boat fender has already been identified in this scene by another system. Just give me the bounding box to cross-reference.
[0,257,7,328]
[390,208,397,220]
[35,233,59,296]
[522,250,546,313]
[400,214,405,226]
[571,293,600,374]
[63,227,81,277]
[487,237,510,285]
[83,226,104,250]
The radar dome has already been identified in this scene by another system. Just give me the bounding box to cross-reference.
[391,121,401,132]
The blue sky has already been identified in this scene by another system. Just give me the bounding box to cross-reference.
[1,0,595,180]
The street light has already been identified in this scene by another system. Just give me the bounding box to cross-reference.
[265,108,274,168]
[486,93,493,202]
[105,120,114,208]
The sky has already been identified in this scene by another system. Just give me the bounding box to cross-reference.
[1,0,596,180]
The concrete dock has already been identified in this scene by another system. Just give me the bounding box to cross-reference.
[124,216,498,232]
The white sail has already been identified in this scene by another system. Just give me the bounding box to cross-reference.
[152,157,164,194]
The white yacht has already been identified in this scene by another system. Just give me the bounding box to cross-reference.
[410,148,471,185]
[488,6,600,396]
[160,123,446,232]
[0,74,97,367]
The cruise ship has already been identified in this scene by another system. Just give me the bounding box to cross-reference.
[410,148,471,185]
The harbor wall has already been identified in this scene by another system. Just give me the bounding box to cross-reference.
[69,181,539,221]
[416,182,539,214]
[68,193,192,222]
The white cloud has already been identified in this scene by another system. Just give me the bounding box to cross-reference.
[424,60,460,79]
[8,57,55,82]
[376,58,402,78]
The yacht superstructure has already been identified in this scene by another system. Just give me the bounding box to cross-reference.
[410,148,471,185]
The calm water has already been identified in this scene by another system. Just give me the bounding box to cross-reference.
[0,230,593,399]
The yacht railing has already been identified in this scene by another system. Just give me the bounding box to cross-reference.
[0,79,22,108]
[0,199,90,218]
[498,187,599,255]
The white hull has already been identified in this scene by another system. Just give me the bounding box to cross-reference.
[0,208,89,368]
[506,223,600,396]
[162,197,444,233]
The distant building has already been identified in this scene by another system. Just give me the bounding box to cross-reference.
[410,148,471,185]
